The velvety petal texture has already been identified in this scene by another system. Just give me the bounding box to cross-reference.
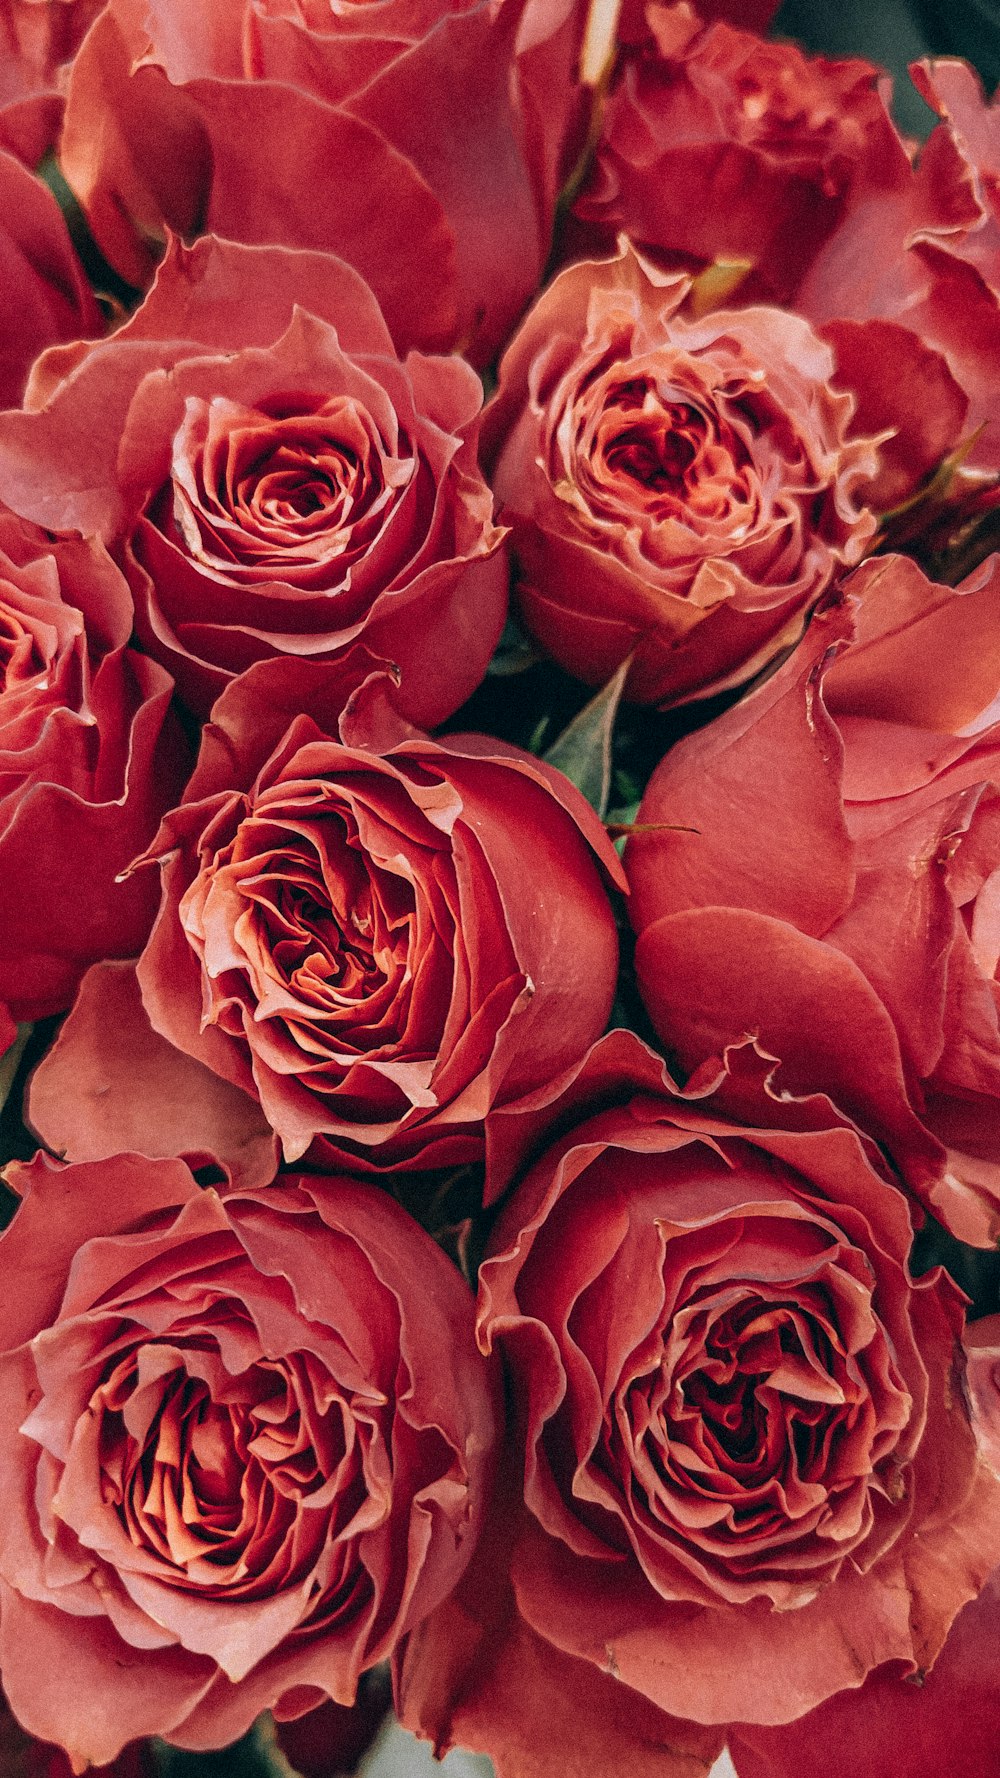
[57,0,570,364]
[486,241,877,706]
[727,1569,1000,1778]
[0,505,188,1020]
[460,1030,1000,1735]
[0,1151,499,1766]
[31,664,623,1176]
[628,553,1000,1245]
[0,235,508,727]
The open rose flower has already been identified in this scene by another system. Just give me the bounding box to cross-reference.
[57,0,568,364]
[628,552,1000,1246]
[0,1150,499,1767]
[567,12,1000,511]
[486,241,877,706]
[0,235,507,726]
[396,1031,1000,1774]
[30,663,623,1178]
[0,504,186,1020]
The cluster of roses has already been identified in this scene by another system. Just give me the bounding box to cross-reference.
[1,0,1000,1774]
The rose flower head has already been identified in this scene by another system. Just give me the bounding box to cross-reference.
[0,1150,499,1768]
[628,551,1000,1247]
[0,504,187,1021]
[32,663,624,1180]
[395,1033,1000,1772]
[0,234,508,727]
[573,4,900,306]
[486,241,877,707]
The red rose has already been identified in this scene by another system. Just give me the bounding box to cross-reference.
[57,0,567,364]
[574,4,897,307]
[0,1150,499,1766]
[569,13,1000,510]
[0,235,507,727]
[486,241,876,706]
[0,0,102,123]
[30,663,623,1179]
[0,505,186,1020]
[0,1694,153,1778]
[397,1031,1000,1771]
[628,552,1000,1245]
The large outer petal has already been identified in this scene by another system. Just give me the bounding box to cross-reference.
[395,1469,724,1778]
[26,960,280,1189]
[728,1570,1000,1778]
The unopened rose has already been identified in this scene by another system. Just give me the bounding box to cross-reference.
[397,1031,1000,1771]
[0,1151,499,1767]
[30,663,623,1178]
[486,241,876,706]
[0,235,507,726]
[628,552,1000,1245]
[58,0,568,363]
[0,504,186,1020]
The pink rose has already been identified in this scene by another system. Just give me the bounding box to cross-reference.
[0,235,508,727]
[397,1031,1000,1772]
[0,505,186,1020]
[0,1150,499,1766]
[628,551,1000,1245]
[30,664,623,1178]
[486,240,876,705]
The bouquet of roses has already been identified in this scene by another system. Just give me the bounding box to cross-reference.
[0,0,999,1773]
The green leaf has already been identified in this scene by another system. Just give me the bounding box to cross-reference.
[542,658,631,818]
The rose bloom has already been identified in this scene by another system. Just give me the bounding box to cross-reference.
[30,661,623,1177]
[56,0,568,364]
[628,551,1000,1247]
[571,9,1000,507]
[0,504,186,1021]
[0,0,103,412]
[0,1150,499,1767]
[395,1031,1000,1774]
[486,241,876,707]
[0,234,507,726]
[574,3,898,307]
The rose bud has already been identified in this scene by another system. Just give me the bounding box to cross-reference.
[627,552,1000,1247]
[486,240,877,708]
[0,505,187,1021]
[0,234,508,728]
[0,1151,499,1767]
[397,1030,1000,1775]
[29,663,623,1179]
